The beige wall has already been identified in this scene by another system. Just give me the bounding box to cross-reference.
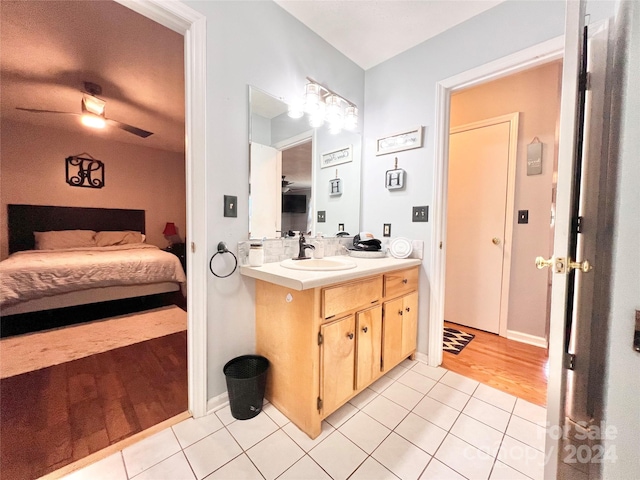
[0,120,186,259]
[450,61,562,340]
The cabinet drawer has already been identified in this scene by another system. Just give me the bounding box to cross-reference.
[322,276,383,319]
[384,267,419,298]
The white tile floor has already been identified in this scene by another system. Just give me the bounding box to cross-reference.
[61,359,548,480]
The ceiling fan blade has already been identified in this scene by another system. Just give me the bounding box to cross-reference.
[106,118,153,138]
[16,107,80,116]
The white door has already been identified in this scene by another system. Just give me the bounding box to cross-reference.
[544,1,601,477]
[445,118,514,334]
[249,143,281,238]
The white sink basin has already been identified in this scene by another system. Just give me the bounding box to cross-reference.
[280,257,357,271]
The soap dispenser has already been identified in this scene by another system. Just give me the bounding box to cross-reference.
[313,233,325,259]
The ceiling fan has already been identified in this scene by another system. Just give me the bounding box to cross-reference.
[282,175,294,193]
[15,81,153,138]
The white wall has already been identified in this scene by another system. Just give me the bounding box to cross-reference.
[450,62,563,339]
[0,120,186,257]
[183,0,365,400]
[601,1,640,477]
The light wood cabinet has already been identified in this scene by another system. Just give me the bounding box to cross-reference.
[355,305,382,390]
[255,266,419,439]
[320,314,356,414]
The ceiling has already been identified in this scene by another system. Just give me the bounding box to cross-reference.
[0,1,185,153]
[1,1,506,154]
[275,0,507,70]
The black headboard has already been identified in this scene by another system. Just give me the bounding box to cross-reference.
[8,204,146,254]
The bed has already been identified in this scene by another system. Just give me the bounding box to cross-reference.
[0,204,186,317]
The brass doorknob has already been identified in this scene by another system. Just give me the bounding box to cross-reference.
[492,237,501,245]
[535,256,554,269]
[569,259,593,273]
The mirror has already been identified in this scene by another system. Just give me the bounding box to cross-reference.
[249,86,361,239]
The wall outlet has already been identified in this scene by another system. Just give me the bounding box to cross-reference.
[317,211,326,223]
[338,223,345,232]
[224,195,237,218]
[412,206,429,222]
[383,223,391,237]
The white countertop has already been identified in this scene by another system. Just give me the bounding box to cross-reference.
[240,256,422,290]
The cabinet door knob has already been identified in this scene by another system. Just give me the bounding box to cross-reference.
[398,310,403,316]
[402,278,408,284]
[362,326,368,333]
[405,307,411,313]
[347,332,354,340]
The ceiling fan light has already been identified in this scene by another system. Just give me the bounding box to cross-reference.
[82,93,105,116]
[81,114,106,129]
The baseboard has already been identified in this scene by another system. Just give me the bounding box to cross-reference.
[414,351,429,364]
[206,391,229,414]
[506,329,548,348]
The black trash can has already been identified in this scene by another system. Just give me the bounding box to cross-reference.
[223,355,270,420]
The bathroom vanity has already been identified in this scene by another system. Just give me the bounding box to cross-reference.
[241,257,421,438]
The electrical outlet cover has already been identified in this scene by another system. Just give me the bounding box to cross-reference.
[317,210,326,223]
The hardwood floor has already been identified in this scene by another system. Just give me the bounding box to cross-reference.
[0,331,187,480]
[442,322,549,406]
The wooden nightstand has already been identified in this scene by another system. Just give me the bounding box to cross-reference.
[165,242,186,273]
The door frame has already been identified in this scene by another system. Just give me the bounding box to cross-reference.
[428,36,564,367]
[115,0,208,418]
[447,113,519,337]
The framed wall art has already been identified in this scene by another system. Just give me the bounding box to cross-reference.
[376,126,423,156]
[320,145,352,169]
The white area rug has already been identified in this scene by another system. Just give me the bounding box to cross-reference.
[0,305,187,378]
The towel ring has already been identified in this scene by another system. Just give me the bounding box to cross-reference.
[209,241,238,278]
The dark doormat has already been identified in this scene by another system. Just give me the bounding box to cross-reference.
[443,326,475,354]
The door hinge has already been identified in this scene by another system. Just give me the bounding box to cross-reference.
[317,332,323,345]
[317,397,323,410]
[566,353,576,370]
[579,71,590,93]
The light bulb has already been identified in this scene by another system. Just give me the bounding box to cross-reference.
[344,106,358,130]
[309,102,325,128]
[304,83,320,113]
[81,114,106,129]
[287,97,304,119]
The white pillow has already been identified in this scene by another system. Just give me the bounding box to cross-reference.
[34,230,96,250]
[95,230,144,247]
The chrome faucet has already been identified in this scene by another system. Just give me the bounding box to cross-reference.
[296,232,315,260]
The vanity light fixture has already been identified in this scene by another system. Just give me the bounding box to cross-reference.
[288,77,358,134]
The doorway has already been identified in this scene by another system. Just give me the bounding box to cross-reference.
[428,38,565,369]
[441,61,563,406]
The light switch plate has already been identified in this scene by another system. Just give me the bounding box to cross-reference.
[383,224,391,237]
[224,195,237,218]
[518,210,529,224]
[317,210,326,223]
[412,206,428,222]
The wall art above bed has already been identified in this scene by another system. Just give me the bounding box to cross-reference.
[65,154,104,188]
